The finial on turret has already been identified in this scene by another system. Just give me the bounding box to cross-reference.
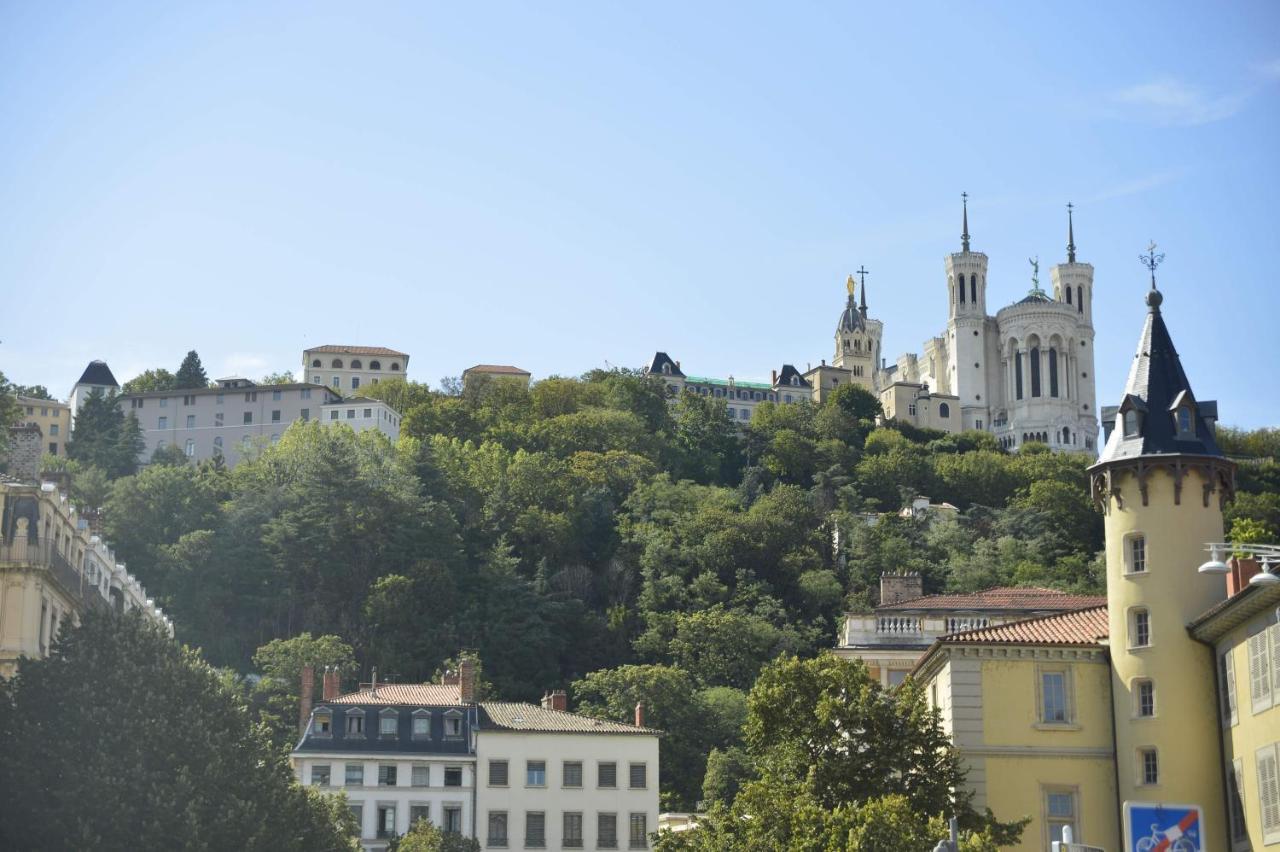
[856,265,869,316]
[1141,240,1165,310]
[961,192,970,253]
[1066,202,1076,263]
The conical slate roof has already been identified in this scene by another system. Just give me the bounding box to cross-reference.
[1097,289,1222,462]
[76,360,118,387]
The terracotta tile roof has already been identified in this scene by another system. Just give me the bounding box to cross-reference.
[329,684,461,705]
[464,364,530,375]
[479,702,661,735]
[941,605,1110,646]
[306,345,408,357]
[878,586,1107,612]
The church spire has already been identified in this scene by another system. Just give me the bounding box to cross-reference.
[857,265,869,317]
[1066,202,1077,263]
[961,192,970,253]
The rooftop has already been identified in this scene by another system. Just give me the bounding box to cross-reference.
[480,702,661,735]
[329,684,461,705]
[937,604,1109,646]
[305,345,408,357]
[464,364,531,376]
[683,375,773,390]
[76,360,119,388]
[876,586,1106,612]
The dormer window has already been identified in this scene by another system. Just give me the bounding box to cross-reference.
[379,708,398,737]
[345,708,365,734]
[443,709,464,738]
[790,375,799,387]
[1123,410,1139,437]
[1169,391,1196,438]
[661,363,671,375]
[313,709,333,737]
[412,709,431,739]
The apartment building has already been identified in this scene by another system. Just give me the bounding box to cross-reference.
[15,397,72,457]
[119,378,402,467]
[303,345,409,395]
[0,475,170,678]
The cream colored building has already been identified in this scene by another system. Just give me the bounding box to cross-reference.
[304,345,409,395]
[0,475,170,678]
[877,382,961,434]
[462,364,532,391]
[15,397,71,458]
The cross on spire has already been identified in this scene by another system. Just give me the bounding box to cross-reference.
[856,265,869,314]
[1066,202,1076,263]
[961,192,970,252]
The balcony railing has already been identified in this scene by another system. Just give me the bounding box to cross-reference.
[876,616,921,635]
[0,538,112,614]
[945,617,990,633]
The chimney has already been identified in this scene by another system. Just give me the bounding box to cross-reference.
[675,361,680,370]
[370,667,378,696]
[459,657,476,703]
[1227,556,1261,597]
[550,690,567,712]
[879,572,923,606]
[299,665,315,735]
[322,667,340,701]
[771,369,777,385]
[634,701,645,728]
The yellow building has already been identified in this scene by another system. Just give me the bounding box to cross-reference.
[912,278,1279,851]
[877,381,962,434]
[16,396,71,458]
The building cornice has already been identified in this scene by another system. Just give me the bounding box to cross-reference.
[1088,453,1237,511]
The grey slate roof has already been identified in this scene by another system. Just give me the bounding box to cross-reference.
[76,360,118,387]
[775,364,811,389]
[646,352,684,378]
[837,296,866,333]
[1097,288,1223,462]
[478,702,661,735]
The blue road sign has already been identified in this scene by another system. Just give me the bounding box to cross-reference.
[1123,802,1203,852]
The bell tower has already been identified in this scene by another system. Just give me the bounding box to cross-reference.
[832,268,880,390]
[1089,249,1234,846]
[946,193,991,427]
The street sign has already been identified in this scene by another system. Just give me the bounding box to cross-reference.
[1123,802,1203,852]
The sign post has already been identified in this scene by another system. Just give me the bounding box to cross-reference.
[1122,802,1203,852]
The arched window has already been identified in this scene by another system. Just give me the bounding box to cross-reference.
[351,359,362,369]
[331,359,343,368]
[390,363,401,371]
[1065,287,1072,305]
[970,276,977,303]
[938,402,950,418]
[1048,349,1059,397]
[1077,286,1083,313]
[958,274,966,304]
[311,359,321,368]
[1030,347,1042,397]
[661,363,671,375]
[370,360,381,370]
[790,375,799,387]
[1015,351,1024,400]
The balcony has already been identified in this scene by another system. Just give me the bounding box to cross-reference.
[0,539,111,614]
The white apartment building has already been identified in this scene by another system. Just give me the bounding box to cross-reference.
[303,345,410,395]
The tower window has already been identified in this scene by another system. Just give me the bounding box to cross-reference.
[1030,347,1041,397]
[938,403,949,418]
[970,276,977,303]
[1135,679,1155,717]
[1049,349,1059,397]
[1066,287,1072,305]
[1077,286,1083,312]
[1128,535,1146,573]
[1123,409,1140,438]
[1139,748,1158,786]
[958,274,966,304]
[1015,351,1023,400]
[1130,608,1151,648]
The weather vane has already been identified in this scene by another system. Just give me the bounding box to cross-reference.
[1028,255,1041,293]
[1140,240,1165,289]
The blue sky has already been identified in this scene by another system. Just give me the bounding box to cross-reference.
[2,2,1278,427]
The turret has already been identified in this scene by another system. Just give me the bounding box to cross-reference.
[1051,203,1094,325]
[1088,257,1234,843]
[832,268,881,388]
[947,193,988,320]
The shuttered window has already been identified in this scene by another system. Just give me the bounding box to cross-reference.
[1220,650,1238,726]
[1258,744,1280,844]
[1250,630,1274,713]
[1272,622,1280,698]
[1228,759,1247,845]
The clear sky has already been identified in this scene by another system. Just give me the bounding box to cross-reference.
[3,2,1278,427]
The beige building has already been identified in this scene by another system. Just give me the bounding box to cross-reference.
[0,475,170,678]
[877,382,961,434]
[15,397,71,458]
[304,345,409,395]
[462,364,532,391]
[121,378,402,467]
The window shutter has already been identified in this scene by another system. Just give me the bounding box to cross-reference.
[1250,631,1273,713]
[1259,745,1280,843]
[1272,623,1280,698]
[1223,651,1238,726]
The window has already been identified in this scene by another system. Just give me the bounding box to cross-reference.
[443,805,462,834]
[1077,286,1083,311]
[488,811,508,847]
[970,276,977,303]
[49,423,59,436]
[377,804,396,839]
[739,408,749,420]
[352,377,361,389]
[727,407,735,418]
[1049,349,1059,397]
[332,376,340,388]
[1040,670,1069,723]
[243,412,253,425]
[185,439,195,457]
[364,408,372,418]
[412,765,429,787]
[1176,405,1192,434]
[215,412,224,426]
[629,762,647,789]
[272,389,282,401]
[158,416,168,429]
[312,359,322,368]
[332,359,343,368]
[413,712,431,738]
[391,362,401,371]
[1066,287,1072,304]
[1135,679,1155,717]
[598,813,618,849]
[444,766,462,787]
[346,711,365,734]
[346,763,364,786]
[1015,351,1024,400]
[1256,744,1280,844]
[558,811,583,848]
[371,360,382,370]
[213,437,223,454]
[347,409,356,419]
[216,393,224,405]
[410,804,430,828]
[444,712,462,737]
[351,359,362,369]
[1123,408,1140,437]
[525,811,546,848]
[526,760,546,787]
[629,813,648,849]
[246,392,258,402]
[311,764,331,786]
[1131,609,1151,648]
[1139,748,1159,785]
[160,397,168,407]
[378,764,397,786]
[1128,535,1146,573]
[958,274,966,303]
[1221,650,1239,726]
[330,410,339,420]
[300,408,309,421]
[938,402,949,418]
[313,375,320,384]
[269,409,280,423]
[1228,759,1247,845]
[489,759,509,786]
[1044,789,1077,847]
[598,762,617,788]
[563,761,583,788]
[908,404,917,416]
[314,710,332,736]
[1249,627,1274,712]
[1030,346,1041,397]
[350,803,363,833]
[379,712,397,736]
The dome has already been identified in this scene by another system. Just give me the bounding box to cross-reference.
[837,298,867,333]
[1017,291,1053,305]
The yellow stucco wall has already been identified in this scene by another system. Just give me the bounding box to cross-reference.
[1217,612,1280,849]
[983,755,1119,852]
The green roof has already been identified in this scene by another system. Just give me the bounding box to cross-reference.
[683,375,773,390]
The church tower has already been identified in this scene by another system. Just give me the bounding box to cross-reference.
[1049,203,1099,447]
[1089,262,1234,844]
[832,268,881,391]
[945,193,991,427]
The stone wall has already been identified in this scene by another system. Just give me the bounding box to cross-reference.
[2,425,43,481]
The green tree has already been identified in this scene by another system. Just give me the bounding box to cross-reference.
[251,632,358,746]
[5,381,54,400]
[388,817,480,852]
[150,442,191,467]
[261,370,296,385]
[121,368,178,394]
[701,745,751,807]
[66,388,145,478]
[0,370,19,465]
[175,350,210,389]
[0,610,356,851]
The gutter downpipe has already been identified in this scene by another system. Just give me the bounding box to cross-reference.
[1192,628,1233,852]
[470,704,479,843]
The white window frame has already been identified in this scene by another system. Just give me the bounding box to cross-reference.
[1037,667,1072,725]
[1125,532,1147,575]
[1129,608,1152,649]
[1042,786,1078,849]
[1137,747,1159,787]
[1133,678,1155,719]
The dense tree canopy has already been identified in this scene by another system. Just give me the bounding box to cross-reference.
[175,349,210,389]
[66,388,145,478]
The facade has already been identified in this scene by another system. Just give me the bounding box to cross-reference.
[834,575,1103,688]
[910,278,1280,850]
[294,668,661,851]
[15,397,71,458]
[644,353,816,424]
[68,359,120,416]
[119,378,402,467]
[0,475,170,678]
[877,382,961,434]
[462,365,533,391]
[303,345,410,395]
[885,200,1098,451]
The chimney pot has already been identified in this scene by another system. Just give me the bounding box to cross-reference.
[459,656,476,703]
[551,690,568,712]
[1228,556,1261,597]
[772,369,777,385]
[370,667,378,696]
[634,701,645,728]
[299,665,315,735]
[322,667,340,701]
[541,692,552,710]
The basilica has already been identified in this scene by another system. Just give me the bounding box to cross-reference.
[647,197,1100,453]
